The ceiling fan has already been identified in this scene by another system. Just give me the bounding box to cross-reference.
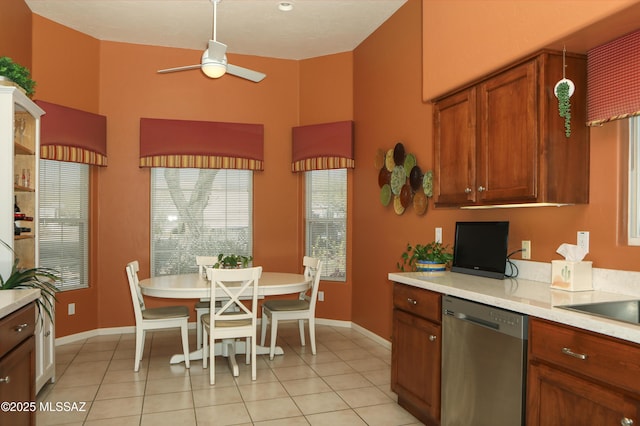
[157,0,266,83]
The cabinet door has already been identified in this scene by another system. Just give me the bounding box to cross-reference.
[528,362,640,426]
[434,87,477,206]
[477,60,538,203]
[392,309,441,425]
[0,336,35,426]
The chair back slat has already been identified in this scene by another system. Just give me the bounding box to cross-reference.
[125,260,145,322]
[196,256,218,278]
[206,267,262,324]
[302,256,322,311]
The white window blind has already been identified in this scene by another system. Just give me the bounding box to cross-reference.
[39,160,89,291]
[305,169,347,281]
[151,168,252,276]
[629,116,640,246]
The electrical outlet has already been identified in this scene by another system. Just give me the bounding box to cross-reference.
[522,240,531,259]
[435,227,443,244]
[577,231,590,253]
[68,303,75,315]
[318,291,324,302]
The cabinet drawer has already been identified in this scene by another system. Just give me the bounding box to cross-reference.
[530,318,640,394]
[393,284,441,323]
[0,303,35,359]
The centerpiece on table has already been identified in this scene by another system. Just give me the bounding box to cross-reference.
[213,253,253,269]
[397,241,453,273]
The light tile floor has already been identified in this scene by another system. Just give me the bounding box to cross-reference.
[36,323,421,425]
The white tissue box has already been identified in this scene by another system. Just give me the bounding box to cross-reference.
[551,260,593,292]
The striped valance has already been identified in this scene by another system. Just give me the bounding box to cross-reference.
[140,118,264,170]
[587,29,640,126]
[292,121,354,172]
[35,101,107,166]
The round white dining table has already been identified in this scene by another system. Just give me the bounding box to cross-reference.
[139,271,309,374]
[139,272,309,299]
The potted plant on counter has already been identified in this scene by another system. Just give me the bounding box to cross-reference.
[397,241,453,273]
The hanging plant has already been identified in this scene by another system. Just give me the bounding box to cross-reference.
[556,80,571,138]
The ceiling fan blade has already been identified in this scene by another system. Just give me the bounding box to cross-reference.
[157,64,201,74]
[226,64,266,83]
[207,40,227,61]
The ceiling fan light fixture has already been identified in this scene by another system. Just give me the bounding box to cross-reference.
[202,62,227,78]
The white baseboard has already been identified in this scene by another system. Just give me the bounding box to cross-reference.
[55,319,390,348]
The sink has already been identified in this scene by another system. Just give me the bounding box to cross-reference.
[558,300,640,325]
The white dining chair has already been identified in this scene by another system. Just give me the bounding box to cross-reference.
[125,260,191,372]
[195,256,218,349]
[260,256,322,360]
[202,266,262,385]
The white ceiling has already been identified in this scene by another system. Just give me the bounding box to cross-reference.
[25,0,407,60]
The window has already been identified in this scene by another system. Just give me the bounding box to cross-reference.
[629,116,640,245]
[305,169,347,281]
[151,168,252,276]
[39,160,89,291]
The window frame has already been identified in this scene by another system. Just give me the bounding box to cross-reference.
[150,167,253,277]
[628,116,640,246]
[305,168,347,282]
[38,159,90,291]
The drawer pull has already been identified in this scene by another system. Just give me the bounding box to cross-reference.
[561,347,588,360]
[621,418,634,426]
[0,376,10,384]
[14,323,29,333]
[407,298,417,305]
[428,335,437,342]
[464,187,472,194]
[44,330,51,337]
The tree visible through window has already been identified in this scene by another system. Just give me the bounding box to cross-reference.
[151,168,252,276]
[306,169,347,281]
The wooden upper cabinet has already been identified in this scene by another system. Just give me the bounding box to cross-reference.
[433,50,589,207]
[434,87,477,205]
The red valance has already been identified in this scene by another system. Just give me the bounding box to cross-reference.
[587,29,640,126]
[292,121,354,172]
[35,100,107,166]
[139,118,264,170]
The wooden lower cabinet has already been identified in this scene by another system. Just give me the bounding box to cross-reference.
[391,284,441,425]
[528,362,639,426]
[0,303,36,426]
[527,318,640,426]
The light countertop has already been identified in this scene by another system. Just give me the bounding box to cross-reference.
[388,271,640,345]
[0,289,41,319]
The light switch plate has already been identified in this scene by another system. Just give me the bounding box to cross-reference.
[577,231,590,253]
[435,227,443,244]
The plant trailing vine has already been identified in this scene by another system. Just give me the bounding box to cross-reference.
[556,81,571,138]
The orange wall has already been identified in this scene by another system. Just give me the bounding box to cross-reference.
[351,0,640,340]
[299,52,354,320]
[0,0,32,68]
[11,0,640,339]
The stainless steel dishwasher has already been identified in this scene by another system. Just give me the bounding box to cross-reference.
[441,295,528,426]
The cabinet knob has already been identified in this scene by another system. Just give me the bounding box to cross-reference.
[464,187,472,194]
[477,186,486,192]
[44,330,51,337]
[428,335,437,342]
[621,418,634,426]
[14,323,29,333]
[0,376,10,384]
[407,298,417,305]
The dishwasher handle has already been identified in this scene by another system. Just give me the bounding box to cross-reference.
[444,309,500,331]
